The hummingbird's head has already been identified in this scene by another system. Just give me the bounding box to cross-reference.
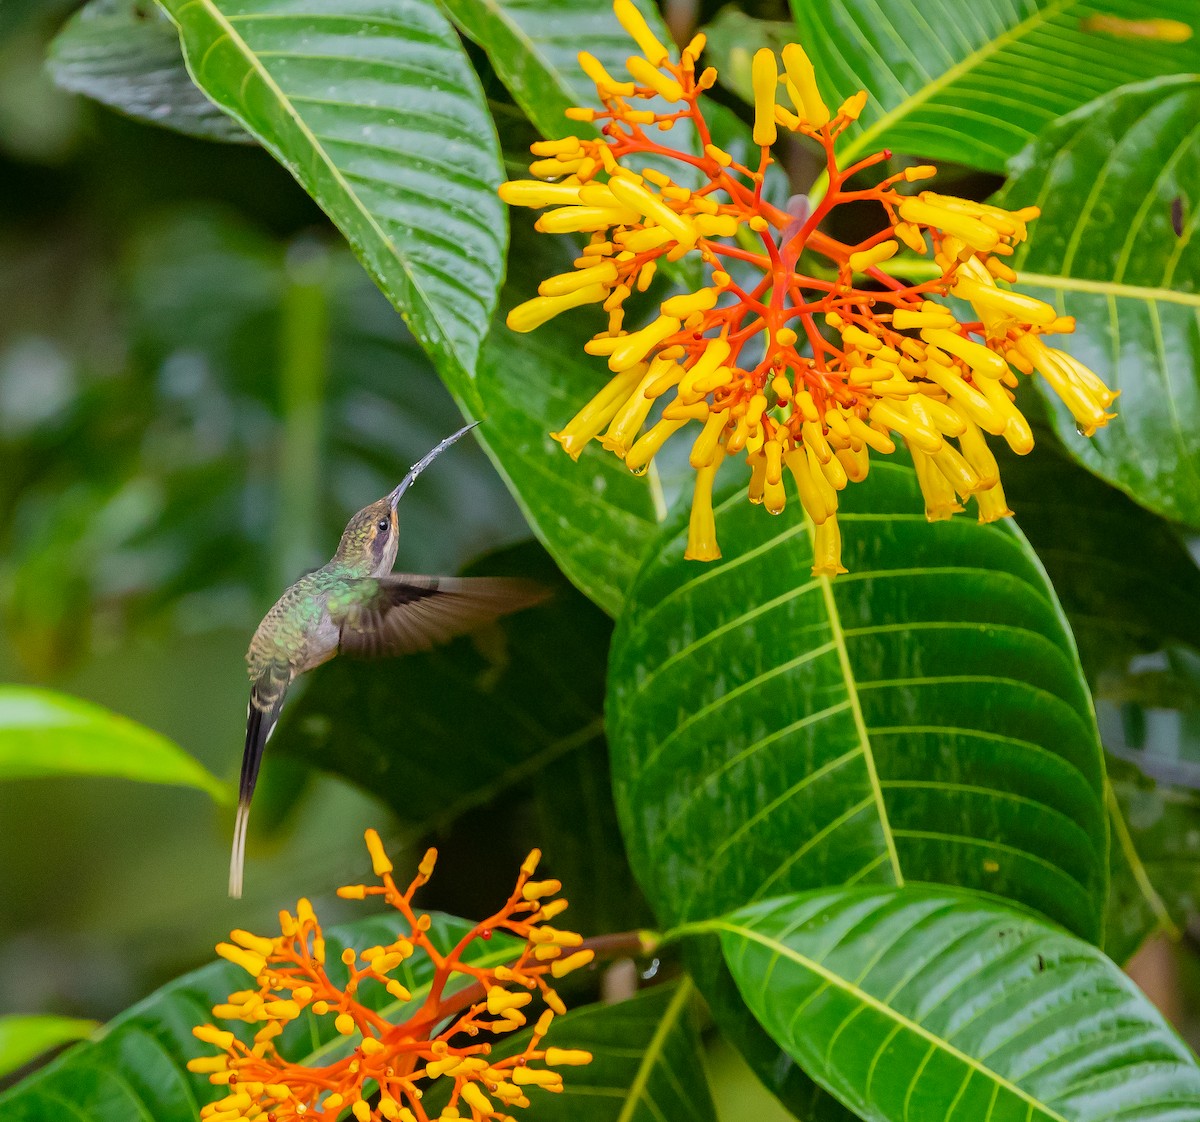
[334,498,399,576]
[332,421,480,576]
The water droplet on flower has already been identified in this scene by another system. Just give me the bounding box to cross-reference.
[481,929,492,939]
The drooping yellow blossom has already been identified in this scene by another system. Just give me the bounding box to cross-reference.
[498,2,1117,573]
[188,831,593,1122]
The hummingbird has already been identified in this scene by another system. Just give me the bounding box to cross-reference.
[231,421,544,898]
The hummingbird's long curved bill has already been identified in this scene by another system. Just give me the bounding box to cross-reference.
[388,420,481,509]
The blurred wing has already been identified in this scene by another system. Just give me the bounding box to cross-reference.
[336,575,548,658]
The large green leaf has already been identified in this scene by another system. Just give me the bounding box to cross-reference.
[47,0,251,142]
[787,0,1200,174]
[0,912,517,1120]
[715,886,1200,1122]
[440,0,668,141]
[0,1016,98,1081]
[1105,756,1200,964]
[155,0,506,388]
[996,424,1200,684]
[999,76,1200,525]
[0,686,228,800]
[609,460,1105,941]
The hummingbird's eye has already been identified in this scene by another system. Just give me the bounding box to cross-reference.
[376,518,389,533]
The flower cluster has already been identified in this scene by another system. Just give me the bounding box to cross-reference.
[499,0,1117,573]
[189,831,593,1122]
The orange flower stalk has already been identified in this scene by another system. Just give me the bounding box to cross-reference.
[499,0,1117,572]
[189,831,593,1122]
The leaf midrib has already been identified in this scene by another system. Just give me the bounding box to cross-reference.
[817,558,903,885]
[717,920,1068,1122]
[837,0,1076,163]
[1022,271,1200,307]
[614,980,694,1122]
[167,0,464,366]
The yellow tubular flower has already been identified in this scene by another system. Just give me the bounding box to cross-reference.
[690,411,728,468]
[751,49,779,146]
[607,174,697,245]
[626,417,688,472]
[537,205,640,233]
[552,367,646,459]
[781,43,829,127]
[498,181,583,207]
[912,449,963,520]
[626,55,684,101]
[848,240,899,272]
[613,0,669,64]
[812,515,848,576]
[898,199,1000,251]
[507,284,609,333]
[577,51,635,95]
[685,447,726,560]
[538,262,620,297]
[608,315,682,371]
[601,362,667,455]
[496,0,1115,571]
[782,448,827,523]
[977,480,1015,523]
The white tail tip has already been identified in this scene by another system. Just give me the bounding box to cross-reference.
[228,801,250,899]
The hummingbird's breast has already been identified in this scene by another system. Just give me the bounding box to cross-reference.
[246,569,343,679]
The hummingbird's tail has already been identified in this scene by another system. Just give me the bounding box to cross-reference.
[230,667,289,898]
[229,798,252,900]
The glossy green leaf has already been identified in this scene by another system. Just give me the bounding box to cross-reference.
[47,0,251,142]
[609,460,1105,941]
[155,0,506,388]
[999,76,1200,525]
[0,686,228,800]
[440,0,668,141]
[0,1016,97,1080]
[715,886,1200,1122]
[0,912,516,1120]
[1106,756,1200,964]
[788,0,1200,173]
[996,425,1200,683]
